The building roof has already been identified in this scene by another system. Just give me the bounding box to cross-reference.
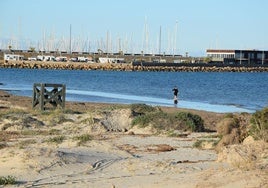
[206,49,235,53]
[207,49,268,53]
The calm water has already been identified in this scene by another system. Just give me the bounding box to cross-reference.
[0,68,267,113]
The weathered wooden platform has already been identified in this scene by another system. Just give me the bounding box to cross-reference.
[32,83,66,110]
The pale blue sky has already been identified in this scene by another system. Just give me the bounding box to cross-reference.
[1,0,267,56]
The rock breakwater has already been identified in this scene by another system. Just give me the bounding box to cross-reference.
[1,60,268,72]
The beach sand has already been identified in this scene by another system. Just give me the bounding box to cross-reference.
[0,90,267,188]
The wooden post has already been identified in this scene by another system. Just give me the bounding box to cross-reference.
[40,83,45,111]
[32,84,35,108]
[62,84,66,109]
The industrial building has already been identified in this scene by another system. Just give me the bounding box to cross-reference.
[206,49,268,65]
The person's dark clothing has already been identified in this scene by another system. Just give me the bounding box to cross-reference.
[173,88,178,97]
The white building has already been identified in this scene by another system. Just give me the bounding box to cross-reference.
[98,57,125,63]
[4,54,24,61]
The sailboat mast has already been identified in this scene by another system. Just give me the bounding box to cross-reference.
[69,24,72,54]
[174,20,178,56]
[159,26,162,55]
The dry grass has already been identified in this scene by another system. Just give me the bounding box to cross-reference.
[249,107,268,142]
[216,117,239,135]
[0,131,21,142]
[46,135,65,144]
[73,134,93,146]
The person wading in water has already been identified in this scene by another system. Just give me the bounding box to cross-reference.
[172,86,179,104]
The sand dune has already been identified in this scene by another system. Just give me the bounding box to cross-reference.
[0,90,267,187]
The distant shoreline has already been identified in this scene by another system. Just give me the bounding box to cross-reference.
[1,60,268,72]
[0,89,225,130]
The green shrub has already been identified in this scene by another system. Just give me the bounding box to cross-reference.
[73,134,92,146]
[132,114,151,127]
[132,111,167,128]
[145,111,170,130]
[130,104,158,116]
[47,136,65,144]
[193,139,203,148]
[193,139,219,149]
[132,110,204,132]
[249,107,268,142]
[0,176,16,185]
[174,112,204,132]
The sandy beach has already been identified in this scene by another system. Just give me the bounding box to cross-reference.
[0,90,267,188]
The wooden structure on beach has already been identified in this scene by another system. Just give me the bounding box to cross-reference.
[32,83,66,110]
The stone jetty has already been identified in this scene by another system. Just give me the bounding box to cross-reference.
[0,60,268,72]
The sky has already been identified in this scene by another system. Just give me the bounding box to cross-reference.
[0,0,268,56]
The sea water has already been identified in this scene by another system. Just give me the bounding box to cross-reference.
[0,68,267,113]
